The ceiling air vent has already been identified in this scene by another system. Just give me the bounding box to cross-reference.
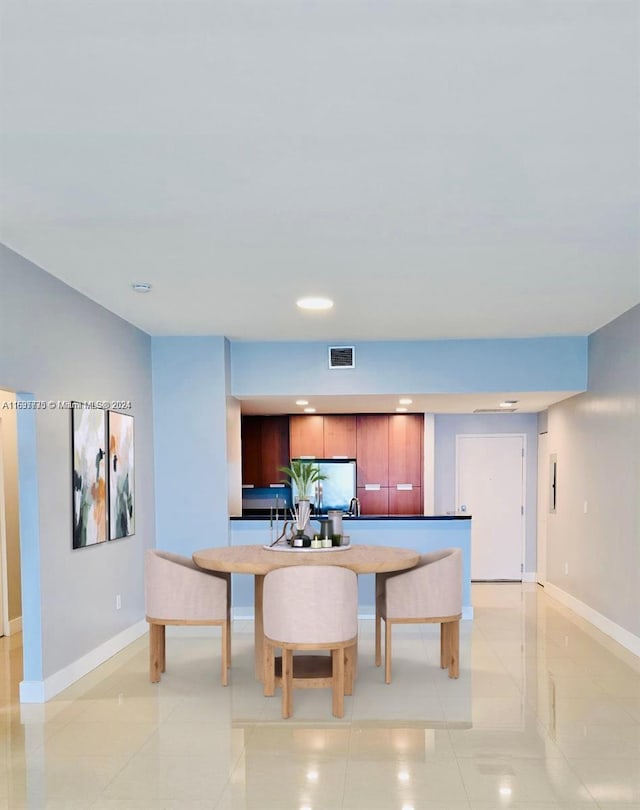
[473,408,518,413]
[328,346,355,369]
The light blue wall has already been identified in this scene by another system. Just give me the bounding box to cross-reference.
[154,333,585,572]
[15,398,42,683]
[0,245,155,690]
[231,337,588,396]
[229,518,472,617]
[434,413,539,573]
[152,337,231,555]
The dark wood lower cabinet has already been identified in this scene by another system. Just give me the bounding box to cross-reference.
[388,486,423,515]
[357,487,389,516]
[357,486,422,516]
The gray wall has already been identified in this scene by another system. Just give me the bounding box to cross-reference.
[0,245,155,681]
[546,304,640,636]
[434,413,539,574]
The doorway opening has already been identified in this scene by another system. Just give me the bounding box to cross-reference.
[0,390,23,643]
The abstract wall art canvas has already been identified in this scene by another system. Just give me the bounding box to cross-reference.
[72,404,107,548]
[108,410,135,539]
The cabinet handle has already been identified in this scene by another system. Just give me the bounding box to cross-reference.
[269,483,286,488]
[364,483,381,491]
[242,484,255,489]
[396,484,413,491]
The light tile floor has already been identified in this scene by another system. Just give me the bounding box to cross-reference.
[1,583,639,808]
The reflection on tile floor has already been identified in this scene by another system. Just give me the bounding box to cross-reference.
[1,583,639,808]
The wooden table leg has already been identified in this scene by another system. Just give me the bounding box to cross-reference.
[254,574,265,681]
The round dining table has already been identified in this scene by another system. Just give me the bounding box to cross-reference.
[192,543,420,680]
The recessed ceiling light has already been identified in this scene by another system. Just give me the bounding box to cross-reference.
[396,407,408,412]
[399,398,413,405]
[131,282,152,293]
[296,296,334,311]
[304,407,316,413]
[296,399,309,406]
[499,400,518,408]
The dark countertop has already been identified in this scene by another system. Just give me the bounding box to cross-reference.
[231,513,471,521]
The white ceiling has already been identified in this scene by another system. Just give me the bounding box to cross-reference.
[1,1,638,412]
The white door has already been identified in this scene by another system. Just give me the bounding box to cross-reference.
[536,432,548,585]
[456,434,525,580]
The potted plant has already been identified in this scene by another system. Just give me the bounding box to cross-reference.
[279,460,328,542]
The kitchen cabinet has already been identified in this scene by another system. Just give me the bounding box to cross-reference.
[388,414,423,485]
[323,415,357,457]
[289,414,357,458]
[289,415,324,458]
[241,415,290,487]
[388,486,423,515]
[357,486,389,516]
[243,411,424,516]
[356,413,423,516]
[356,414,388,487]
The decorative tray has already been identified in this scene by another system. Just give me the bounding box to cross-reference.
[262,543,352,553]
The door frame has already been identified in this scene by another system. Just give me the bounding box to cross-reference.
[455,432,527,581]
[0,418,9,636]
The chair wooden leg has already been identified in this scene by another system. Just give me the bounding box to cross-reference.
[448,620,460,679]
[282,649,293,718]
[227,579,232,669]
[440,622,446,670]
[263,642,275,697]
[159,624,166,673]
[375,609,382,667]
[332,648,345,718]
[384,620,392,684]
[221,621,229,686]
[344,644,355,696]
[149,623,163,683]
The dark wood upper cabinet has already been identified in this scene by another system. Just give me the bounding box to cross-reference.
[289,414,324,458]
[356,414,389,486]
[290,414,357,458]
[323,415,357,458]
[242,415,290,487]
[388,414,423,485]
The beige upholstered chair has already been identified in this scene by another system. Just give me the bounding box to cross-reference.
[262,565,358,718]
[376,547,462,683]
[144,549,231,685]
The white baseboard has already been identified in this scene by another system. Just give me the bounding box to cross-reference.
[544,582,640,658]
[19,619,148,704]
[8,615,22,635]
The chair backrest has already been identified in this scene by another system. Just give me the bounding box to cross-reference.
[384,547,462,619]
[263,565,358,645]
[145,549,228,622]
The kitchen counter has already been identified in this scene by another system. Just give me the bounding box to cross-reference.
[226,515,473,620]
[232,513,471,521]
